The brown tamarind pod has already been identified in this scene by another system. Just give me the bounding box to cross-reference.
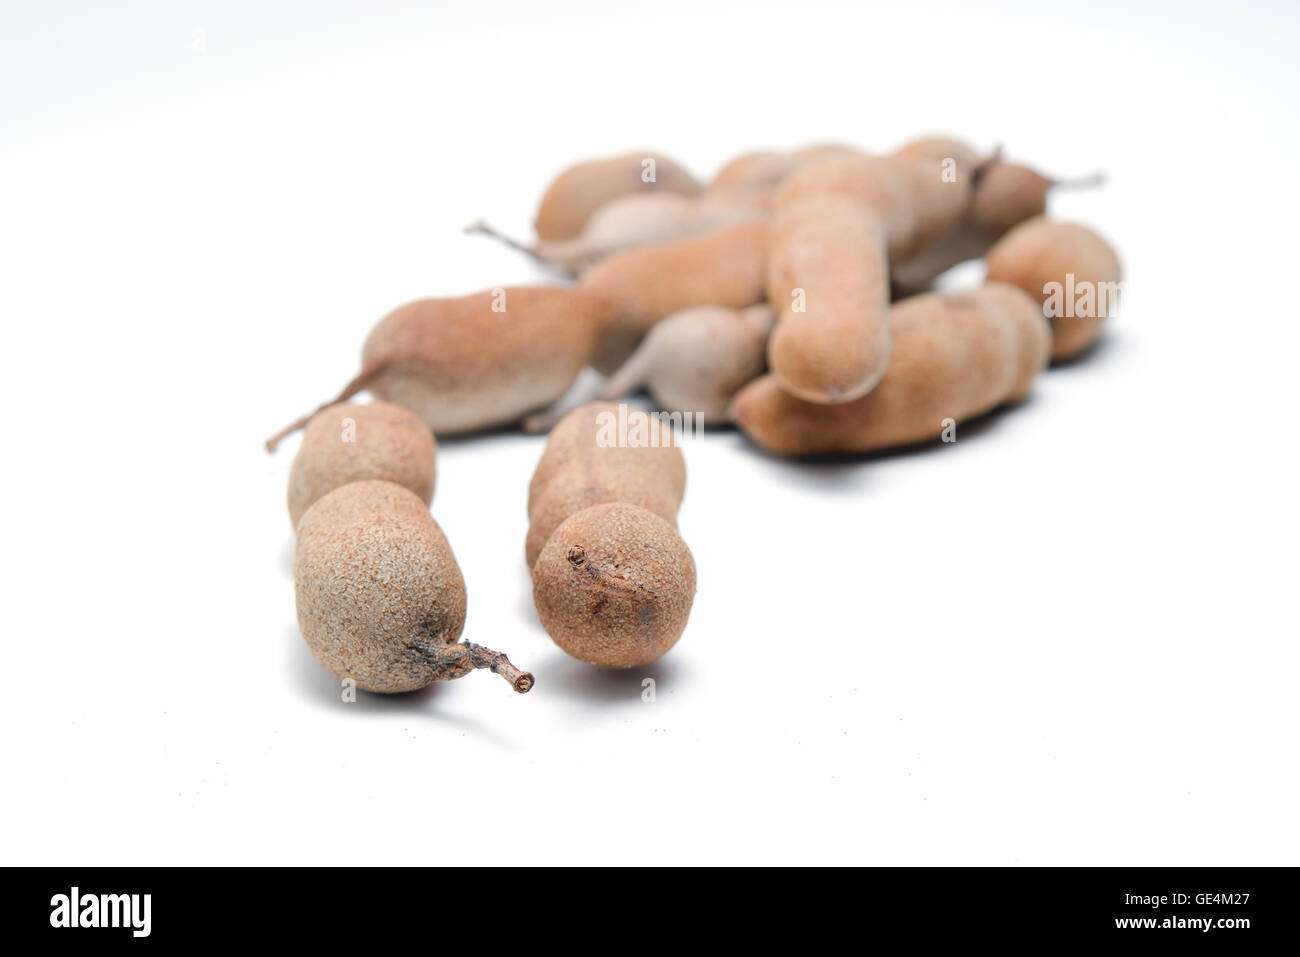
[729,283,1051,456]
[266,286,607,450]
[534,151,701,241]
[525,402,685,569]
[985,217,1123,361]
[579,221,767,372]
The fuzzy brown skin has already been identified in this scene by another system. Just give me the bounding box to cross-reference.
[888,152,980,261]
[968,283,1054,401]
[969,163,1055,237]
[892,135,1049,238]
[985,218,1123,360]
[774,153,932,256]
[295,481,531,694]
[889,138,1064,295]
[580,221,768,372]
[287,402,435,528]
[763,150,975,405]
[521,304,774,434]
[886,132,990,292]
[265,286,609,451]
[766,195,891,403]
[890,162,1054,294]
[600,303,775,420]
[526,402,686,568]
[729,284,1052,457]
[533,151,701,241]
[295,481,468,693]
[362,286,607,433]
[533,502,696,669]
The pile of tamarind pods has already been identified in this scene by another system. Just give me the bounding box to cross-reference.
[269,135,1123,696]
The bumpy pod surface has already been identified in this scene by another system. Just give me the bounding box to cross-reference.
[287,402,435,528]
[360,286,606,433]
[295,481,467,693]
[579,221,767,372]
[764,149,977,404]
[526,402,685,568]
[729,283,1051,456]
[533,502,696,669]
[985,217,1123,360]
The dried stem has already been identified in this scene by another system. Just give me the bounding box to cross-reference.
[264,365,385,453]
[412,640,534,694]
[1053,170,1107,191]
[975,144,1105,193]
[466,641,535,693]
[464,220,544,263]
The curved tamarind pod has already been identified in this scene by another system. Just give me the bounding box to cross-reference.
[985,217,1123,361]
[266,286,606,449]
[763,149,978,404]
[765,194,891,403]
[729,283,1051,457]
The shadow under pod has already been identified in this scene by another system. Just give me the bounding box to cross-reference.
[284,624,524,750]
[727,323,1121,473]
[533,647,687,705]
[430,420,541,448]
[730,387,1047,478]
[517,587,539,625]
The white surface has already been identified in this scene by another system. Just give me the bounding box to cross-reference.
[2,0,1297,866]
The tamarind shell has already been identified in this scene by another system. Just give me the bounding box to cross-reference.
[533,502,696,669]
[526,402,685,569]
[294,481,466,693]
[287,402,435,528]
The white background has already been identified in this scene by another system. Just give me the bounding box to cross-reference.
[2,0,1297,865]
